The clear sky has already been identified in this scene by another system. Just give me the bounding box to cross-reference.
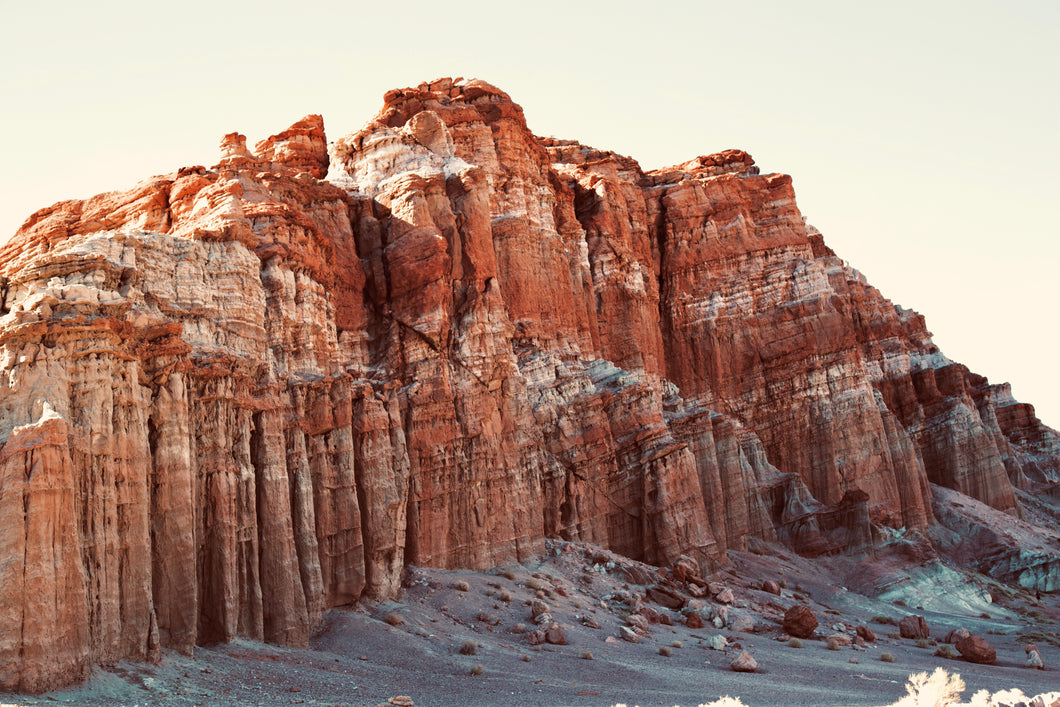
[2,0,1057,427]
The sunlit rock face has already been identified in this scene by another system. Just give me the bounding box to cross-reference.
[1,78,1056,692]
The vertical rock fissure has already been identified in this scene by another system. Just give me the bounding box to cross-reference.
[350,405,373,595]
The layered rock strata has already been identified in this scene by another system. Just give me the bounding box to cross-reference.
[1,78,1057,692]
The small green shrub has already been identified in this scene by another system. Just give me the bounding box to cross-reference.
[459,639,478,656]
[934,644,959,659]
[788,638,803,648]
[880,653,895,663]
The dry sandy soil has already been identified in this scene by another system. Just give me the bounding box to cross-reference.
[5,539,1059,707]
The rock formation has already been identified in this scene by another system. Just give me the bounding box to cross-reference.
[1,77,1058,692]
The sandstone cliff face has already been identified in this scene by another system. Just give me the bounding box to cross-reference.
[1,78,1057,692]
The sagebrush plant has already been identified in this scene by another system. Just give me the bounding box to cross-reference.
[503,570,517,581]
[873,615,898,625]
[787,638,803,648]
[672,640,683,649]
[659,646,672,657]
[880,652,896,663]
[384,612,404,626]
[454,580,470,592]
[499,589,512,603]
[890,668,964,707]
[469,664,484,676]
[459,639,478,655]
[581,650,593,660]
[934,644,959,659]
[826,637,840,651]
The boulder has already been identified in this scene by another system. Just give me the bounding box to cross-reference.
[855,625,876,643]
[647,585,686,611]
[783,605,818,638]
[1026,643,1045,670]
[899,615,930,639]
[762,580,782,596]
[730,650,758,673]
[956,634,996,664]
[684,611,703,629]
[945,628,970,644]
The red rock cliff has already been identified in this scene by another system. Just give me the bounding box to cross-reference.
[1,78,1057,692]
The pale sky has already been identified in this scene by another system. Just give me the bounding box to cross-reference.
[2,0,1057,427]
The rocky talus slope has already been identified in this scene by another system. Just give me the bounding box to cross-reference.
[1,78,1057,693]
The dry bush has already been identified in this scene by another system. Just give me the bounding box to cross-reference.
[580,650,593,660]
[889,667,964,707]
[384,612,404,626]
[787,638,803,648]
[934,644,959,659]
[503,570,517,581]
[469,664,484,676]
[672,640,683,649]
[499,589,512,603]
[453,580,470,592]
[880,652,896,663]
[659,646,672,657]
[874,615,899,625]
[459,639,478,656]
[826,637,840,651]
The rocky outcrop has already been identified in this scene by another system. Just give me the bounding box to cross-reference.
[1,77,1058,692]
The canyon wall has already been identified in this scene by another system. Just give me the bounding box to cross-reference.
[1,78,1057,692]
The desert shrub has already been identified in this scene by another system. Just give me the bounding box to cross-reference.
[934,644,959,659]
[893,599,907,607]
[672,640,683,649]
[484,589,494,597]
[826,637,840,651]
[469,664,484,676]
[525,578,543,590]
[503,570,517,581]
[659,646,673,657]
[979,612,991,619]
[521,654,531,662]
[788,638,803,648]
[581,650,593,660]
[897,668,964,706]
[384,612,404,626]
[825,608,841,615]
[915,638,936,649]
[459,639,478,656]
[880,652,895,663]
[499,590,512,603]
[453,580,470,592]
[887,631,902,640]
[873,615,898,626]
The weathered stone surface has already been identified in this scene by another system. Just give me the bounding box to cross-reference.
[782,605,818,638]
[856,625,876,643]
[730,650,758,673]
[899,615,930,640]
[956,634,997,664]
[1,77,1057,692]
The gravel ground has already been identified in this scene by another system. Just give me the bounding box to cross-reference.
[5,540,1059,707]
